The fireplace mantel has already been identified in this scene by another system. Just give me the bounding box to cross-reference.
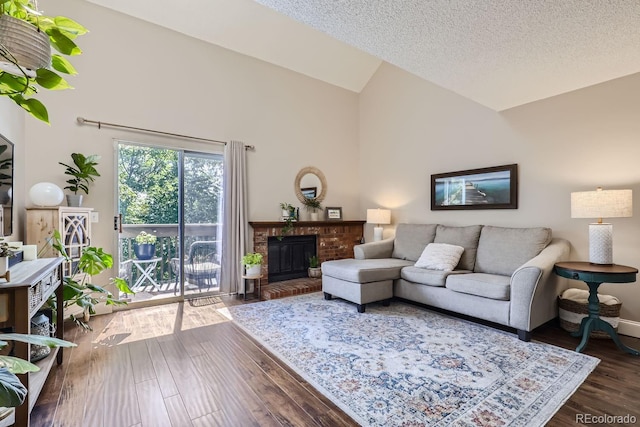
[249,220,365,285]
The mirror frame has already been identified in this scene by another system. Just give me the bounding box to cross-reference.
[294,166,327,204]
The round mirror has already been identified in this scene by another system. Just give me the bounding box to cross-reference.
[295,166,327,203]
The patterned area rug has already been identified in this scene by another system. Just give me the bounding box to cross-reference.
[228,293,599,426]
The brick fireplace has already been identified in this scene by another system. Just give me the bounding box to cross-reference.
[249,220,365,286]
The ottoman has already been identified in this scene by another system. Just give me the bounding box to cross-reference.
[321,258,412,312]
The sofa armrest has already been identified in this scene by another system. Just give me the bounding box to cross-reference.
[509,238,571,331]
[354,238,394,259]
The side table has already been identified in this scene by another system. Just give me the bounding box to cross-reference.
[554,261,639,355]
[131,257,162,290]
[241,274,262,301]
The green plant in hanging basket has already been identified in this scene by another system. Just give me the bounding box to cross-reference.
[0,0,88,123]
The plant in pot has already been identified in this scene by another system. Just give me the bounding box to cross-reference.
[279,202,297,240]
[242,252,263,276]
[0,1,88,123]
[134,231,157,260]
[59,153,100,207]
[302,197,322,221]
[308,255,321,278]
[0,240,17,278]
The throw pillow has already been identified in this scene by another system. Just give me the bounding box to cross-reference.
[414,243,465,271]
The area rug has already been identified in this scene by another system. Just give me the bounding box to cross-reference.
[228,293,599,427]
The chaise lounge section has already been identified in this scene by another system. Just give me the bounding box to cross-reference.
[321,224,570,341]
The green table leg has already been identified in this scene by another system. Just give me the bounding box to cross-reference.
[573,281,640,355]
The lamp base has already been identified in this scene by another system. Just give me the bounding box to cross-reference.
[373,226,383,242]
[589,223,613,265]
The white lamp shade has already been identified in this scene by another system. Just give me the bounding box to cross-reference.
[29,182,64,207]
[366,209,391,225]
[571,188,632,219]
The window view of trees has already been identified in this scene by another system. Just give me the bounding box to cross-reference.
[118,145,223,225]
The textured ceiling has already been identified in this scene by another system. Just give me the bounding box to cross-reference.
[85,0,640,110]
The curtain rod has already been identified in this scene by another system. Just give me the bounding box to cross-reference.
[76,117,255,150]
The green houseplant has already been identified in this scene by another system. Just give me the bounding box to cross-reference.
[134,231,157,260]
[0,0,88,123]
[308,255,321,278]
[0,333,75,407]
[49,230,134,330]
[302,197,322,221]
[58,153,100,207]
[279,202,297,240]
[242,252,263,276]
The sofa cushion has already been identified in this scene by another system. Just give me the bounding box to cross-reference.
[434,225,482,271]
[414,243,464,271]
[446,273,511,301]
[401,266,469,287]
[474,226,552,276]
[391,223,437,261]
[321,258,413,283]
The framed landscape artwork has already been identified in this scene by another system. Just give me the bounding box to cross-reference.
[431,164,518,210]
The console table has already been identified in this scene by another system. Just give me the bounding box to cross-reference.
[0,258,64,426]
[554,261,639,355]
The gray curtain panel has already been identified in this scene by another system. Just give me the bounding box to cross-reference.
[220,140,248,294]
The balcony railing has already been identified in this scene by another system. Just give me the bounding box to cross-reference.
[120,223,220,292]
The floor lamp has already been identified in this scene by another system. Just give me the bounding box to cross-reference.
[571,187,632,265]
[366,209,391,242]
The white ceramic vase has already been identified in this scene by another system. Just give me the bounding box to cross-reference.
[246,264,261,276]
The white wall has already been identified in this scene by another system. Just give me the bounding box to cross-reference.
[23,0,360,289]
[359,63,640,324]
[0,98,25,241]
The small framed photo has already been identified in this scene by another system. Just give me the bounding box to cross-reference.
[325,207,343,221]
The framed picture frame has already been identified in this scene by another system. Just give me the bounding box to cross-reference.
[431,164,518,210]
[325,207,343,221]
[301,187,317,199]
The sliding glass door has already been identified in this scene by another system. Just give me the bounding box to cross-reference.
[116,141,223,303]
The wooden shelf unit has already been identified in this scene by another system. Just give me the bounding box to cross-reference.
[0,258,64,427]
[26,207,92,277]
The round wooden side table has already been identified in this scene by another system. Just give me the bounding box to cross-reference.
[554,261,639,355]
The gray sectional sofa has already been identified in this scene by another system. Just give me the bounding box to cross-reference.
[321,224,570,341]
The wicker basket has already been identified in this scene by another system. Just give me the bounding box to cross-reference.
[558,289,621,339]
[0,14,51,74]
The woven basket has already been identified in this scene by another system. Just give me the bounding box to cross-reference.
[558,290,621,339]
[0,14,51,73]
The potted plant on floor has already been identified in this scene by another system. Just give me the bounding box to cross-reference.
[59,153,100,207]
[0,1,88,123]
[308,255,321,278]
[242,252,263,276]
[134,231,157,260]
[302,197,322,221]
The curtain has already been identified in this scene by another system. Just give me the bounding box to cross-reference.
[220,140,248,294]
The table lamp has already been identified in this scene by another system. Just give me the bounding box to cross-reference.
[367,208,391,242]
[571,187,632,264]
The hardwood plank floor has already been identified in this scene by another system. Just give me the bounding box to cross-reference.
[31,296,640,426]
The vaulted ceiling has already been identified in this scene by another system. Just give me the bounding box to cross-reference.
[85,0,640,111]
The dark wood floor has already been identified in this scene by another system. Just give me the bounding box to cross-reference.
[31,296,640,427]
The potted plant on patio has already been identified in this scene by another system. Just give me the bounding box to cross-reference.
[134,231,157,260]
[59,153,100,207]
[308,255,321,278]
[0,1,88,123]
[242,252,263,276]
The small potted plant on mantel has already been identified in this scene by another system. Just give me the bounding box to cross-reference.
[242,252,263,276]
[302,197,322,221]
[59,153,100,207]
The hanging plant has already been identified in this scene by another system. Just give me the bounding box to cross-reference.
[0,0,88,123]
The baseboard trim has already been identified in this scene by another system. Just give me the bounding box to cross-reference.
[618,319,640,338]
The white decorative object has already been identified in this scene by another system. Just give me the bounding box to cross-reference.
[0,256,8,276]
[366,208,391,242]
[415,243,465,271]
[571,187,632,264]
[246,264,261,276]
[29,182,64,207]
[23,244,38,261]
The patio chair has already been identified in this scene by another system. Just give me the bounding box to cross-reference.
[170,241,221,293]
